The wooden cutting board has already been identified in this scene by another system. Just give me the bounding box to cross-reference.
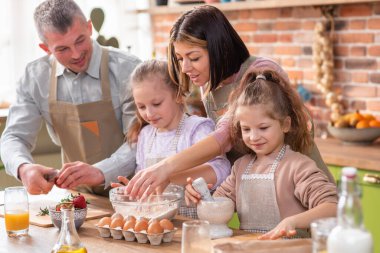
[0,187,112,227]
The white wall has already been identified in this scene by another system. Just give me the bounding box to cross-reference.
[0,0,151,104]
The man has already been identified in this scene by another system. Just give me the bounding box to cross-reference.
[0,0,140,195]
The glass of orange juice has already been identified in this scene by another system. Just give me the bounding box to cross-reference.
[4,186,29,237]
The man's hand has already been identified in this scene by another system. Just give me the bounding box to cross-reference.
[55,161,105,189]
[18,163,55,195]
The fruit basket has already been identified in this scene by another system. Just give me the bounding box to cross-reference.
[327,124,380,145]
[328,111,380,145]
[109,186,182,220]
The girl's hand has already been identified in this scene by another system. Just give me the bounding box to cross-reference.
[258,216,297,240]
[185,177,201,206]
[126,160,171,199]
[184,177,213,206]
[110,176,130,189]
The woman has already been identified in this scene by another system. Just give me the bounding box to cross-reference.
[125,5,334,198]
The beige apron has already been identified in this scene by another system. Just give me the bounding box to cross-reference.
[48,48,124,196]
[237,145,286,233]
[144,114,197,218]
[144,114,186,168]
[237,145,310,238]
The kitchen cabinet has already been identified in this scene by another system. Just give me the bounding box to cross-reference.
[314,138,380,253]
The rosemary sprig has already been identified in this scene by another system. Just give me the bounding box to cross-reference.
[37,206,49,216]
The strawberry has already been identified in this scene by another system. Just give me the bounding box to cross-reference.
[73,194,87,209]
[55,204,61,211]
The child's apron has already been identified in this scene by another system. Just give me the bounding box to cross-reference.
[48,49,124,196]
[237,145,310,238]
[237,145,286,233]
[144,114,198,218]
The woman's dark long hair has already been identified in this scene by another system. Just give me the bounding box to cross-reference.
[168,5,250,95]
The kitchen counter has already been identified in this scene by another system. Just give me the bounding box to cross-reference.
[315,137,380,172]
[2,190,304,253]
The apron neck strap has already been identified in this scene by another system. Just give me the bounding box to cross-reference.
[49,60,57,102]
[100,48,111,101]
[48,48,111,102]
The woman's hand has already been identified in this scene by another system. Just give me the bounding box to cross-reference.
[184,177,213,206]
[154,179,170,195]
[258,216,297,240]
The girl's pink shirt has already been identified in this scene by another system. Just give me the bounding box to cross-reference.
[212,114,233,154]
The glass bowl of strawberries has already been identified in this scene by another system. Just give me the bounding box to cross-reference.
[48,193,88,230]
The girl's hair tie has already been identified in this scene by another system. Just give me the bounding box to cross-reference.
[256,74,266,80]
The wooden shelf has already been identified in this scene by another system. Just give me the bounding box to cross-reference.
[142,0,378,15]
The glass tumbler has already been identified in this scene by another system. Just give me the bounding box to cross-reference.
[181,220,212,253]
[311,217,337,253]
[4,186,29,237]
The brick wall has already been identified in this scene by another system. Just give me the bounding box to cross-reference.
[151,2,380,128]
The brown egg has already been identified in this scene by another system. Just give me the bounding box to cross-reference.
[111,212,123,220]
[134,220,149,232]
[159,219,174,231]
[148,218,159,225]
[123,215,136,223]
[147,220,164,234]
[123,220,136,231]
[110,217,124,229]
[137,217,149,223]
[97,216,112,227]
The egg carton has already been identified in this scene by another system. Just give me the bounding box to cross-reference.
[95,225,178,246]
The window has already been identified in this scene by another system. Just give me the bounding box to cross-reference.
[0,0,152,105]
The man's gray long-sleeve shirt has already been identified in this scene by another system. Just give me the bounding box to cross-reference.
[0,41,141,187]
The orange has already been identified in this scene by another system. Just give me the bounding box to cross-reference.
[356,119,370,129]
[353,111,365,120]
[349,111,365,127]
[363,114,376,121]
[369,120,380,128]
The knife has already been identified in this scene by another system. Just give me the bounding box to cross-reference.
[43,169,59,183]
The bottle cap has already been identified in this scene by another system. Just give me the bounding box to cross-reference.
[342,167,357,179]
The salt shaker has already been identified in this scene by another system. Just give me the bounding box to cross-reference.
[192,177,214,201]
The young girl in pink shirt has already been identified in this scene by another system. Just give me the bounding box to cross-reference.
[185,69,337,239]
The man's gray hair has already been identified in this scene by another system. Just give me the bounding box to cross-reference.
[34,0,86,42]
